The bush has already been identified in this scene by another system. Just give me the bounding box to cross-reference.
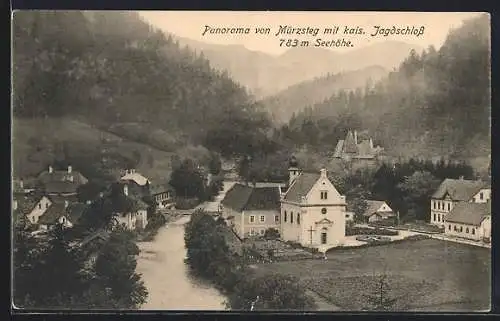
[264,228,280,240]
[346,227,398,236]
[174,197,201,210]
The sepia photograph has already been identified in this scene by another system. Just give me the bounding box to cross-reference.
[11,10,491,312]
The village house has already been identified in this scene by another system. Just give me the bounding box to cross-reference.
[120,169,151,198]
[430,178,490,226]
[444,201,491,241]
[150,183,175,210]
[362,200,396,223]
[37,200,88,230]
[76,229,110,270]
[37,165,89,198]
[24,195,52,225]
[221,183,281,238]
[109,183,149,230]
[333,130,384,162]
[280,158,347,252]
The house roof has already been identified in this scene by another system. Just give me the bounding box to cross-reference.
[445,201,490,226]
[333,140,344,158]
[79,229,110,247]
[283,172,320,203]
[44,180,80,194]
[222,183,280,212]
[120,172,150,186]
[38,202,88,225]
[150,183,174,195]
[432,179,488,201]
[363,200,394,217]
[38,169,88,186]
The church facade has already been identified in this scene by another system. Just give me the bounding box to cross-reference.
[280,161,347,252]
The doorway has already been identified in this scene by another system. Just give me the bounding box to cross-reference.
[321,231,327,244]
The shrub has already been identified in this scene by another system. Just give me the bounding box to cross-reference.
[174,197,201,210]
[346,227,398,236]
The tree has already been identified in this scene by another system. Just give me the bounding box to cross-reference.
[169,158,205,199]
[346,185,371,223]
[363,273,399,311]
[94,226,148,308]
[263,228,280,240]
[226,273,316,310]
[397,171,441,221]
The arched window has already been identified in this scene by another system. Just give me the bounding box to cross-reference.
[297,213,300,225]
[284,211,287,222]
[291,212,294,223]
[448,224,451,230]
[466,227,469,233]
[321,208,327,215]
[321,228,328,244]
[472,228,475,235]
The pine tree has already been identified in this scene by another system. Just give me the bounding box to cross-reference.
[363,273,398,311]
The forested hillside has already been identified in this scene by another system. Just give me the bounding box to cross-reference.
[279,14,490,160]
[261,65,388,123]
[13,11,271,177]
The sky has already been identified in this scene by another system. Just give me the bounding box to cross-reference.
[139,11,483,55]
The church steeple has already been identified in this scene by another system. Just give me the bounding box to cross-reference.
[288,155,301,186]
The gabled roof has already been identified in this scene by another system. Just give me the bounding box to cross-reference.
[120,172,150,186]
[221,183,280,212]
[283,172,320,203]
[37,201,88,225]
[333,140,344,158]
[363,200,394,217]
[343,131,358,154]
[445,201,490,226]
[150,182,174,195]
[432,179,488,201]
[44,181,80,194]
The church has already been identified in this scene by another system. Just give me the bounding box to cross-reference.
[221,157,347,252]
[280,157,347,252]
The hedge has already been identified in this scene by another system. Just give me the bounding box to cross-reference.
[345,227,399,236]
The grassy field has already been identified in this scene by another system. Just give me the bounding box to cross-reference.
[253,239,491,312]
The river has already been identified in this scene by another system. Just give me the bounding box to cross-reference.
[136,181,236,310]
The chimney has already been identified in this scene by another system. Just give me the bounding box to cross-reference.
[64,200,69,208]
[67,165,72,174]
[49,166,53,173]
[123,184,129,196]
[354,131,358,145]
[320,168,327,178]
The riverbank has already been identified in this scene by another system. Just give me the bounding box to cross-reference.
[136,215,227,310]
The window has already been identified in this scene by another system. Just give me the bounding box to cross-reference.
[321,231,327,244]
[291,212,294,223]
[45,203,49,209]
[448,203,450,211]
[433,201,436,209]
[321,208,327,215]
[460,226,463,233]
[250,215,255,223]
[437,214,440,222]
[297,213,300,224]
[320,191,328,200]
[480,192,484,200]
[454,225,457,232]
[284,211,287,222]
[433,214,436,221]
[260,215,265,223]
[472,228,475,235]
[466,227,469,234]
[448,224,451,230]
[275,215,279,223]
[38,203,42,209]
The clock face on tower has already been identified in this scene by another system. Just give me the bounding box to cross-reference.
[321,208,327,214]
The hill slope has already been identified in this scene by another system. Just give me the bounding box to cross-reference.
[174,37,422,97]
[261,65,389,123]
[281,14,490,160]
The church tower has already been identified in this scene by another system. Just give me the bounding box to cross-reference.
[288,155,301,186]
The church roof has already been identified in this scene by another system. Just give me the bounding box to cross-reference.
[432,179,487,201]
[445,201,490,226]
[222,183,280,212]
[283,172,321,203]
[333,140,344,158]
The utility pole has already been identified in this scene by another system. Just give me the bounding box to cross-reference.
[308,226,316,259]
